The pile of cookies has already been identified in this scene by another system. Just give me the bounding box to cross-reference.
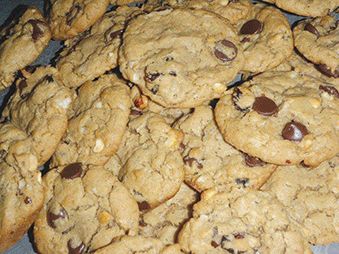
[0,0,338,253]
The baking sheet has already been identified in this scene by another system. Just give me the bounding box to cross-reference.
[0,0,338,253]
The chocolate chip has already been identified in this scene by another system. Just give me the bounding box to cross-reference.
[138,201,151,211]
[24,197,32,204]
[319,85,339,98]
[67,240,85,254]
[18,79,27,92]
[150,85,159,95]
[169,71,177,76]
[315,64,339,78]
[211,241,219,248]
[24,65,37,73]
[27,19,44,41]
[240,19,263,35]
[209,98,219,109]
[130,109,143,115]
[214,40,238,62]
[47,208,67,228]
[304,23,319,37]
[282,121,308,142]
[224,248,235,254]
[44,75,54,83]
[252,96,278,116]
[244,153,265,167]
[235,178,249,187]
[240,37,250,43]
[233,232,245,239]
[165,56,173,61]
[66,4,81,26]
[183,156,203,169]
[145,72,160,82]
[232,88,250,112]
[139,219,147,227]
[110,29,124,40]
[60,163,82,180]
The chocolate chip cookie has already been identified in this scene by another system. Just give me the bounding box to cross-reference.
[51,74,131,167]
[0,7,51,90]
[34,163,139,254]
[119,8,244,108]
[175,106,276,192]
[179,189,312,254]
[47,0,110,39]
[215,71,339,167]
[117,112,184,209]
[294,15,338,79]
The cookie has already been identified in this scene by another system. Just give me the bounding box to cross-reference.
[140,183,198,245]
[236,4,293,73]
[3,66,74,165]
[57,6,142,88]
[51,74,131,167]
[119,8,244,108]
[179,189,312,254]
[117,112,184,209]
[47,0,110,40]
[215,71,339,167]
[0,7,51,90]
[264,0,339,17]
[261,157,339,245]
[0,123,43,253]
[175,106,276,192]
[34,163,139,254]
[294,15,339,79]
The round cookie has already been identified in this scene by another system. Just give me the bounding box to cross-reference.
[178,189,312,254]
[34,163,139,254]
[119,8,244,108]
[236,4,293,73]
[51,74,131,167]
[3,66,74,165]
[261,156,339,245]
[117,112,184,209]
[215,71,339,167]
[264,0,339,17]
[294,15,339,78]
[139,183,198,245]
[47,0,110,40]
[57,6,143,88]
[175,106,277,192]
[0,123,43,253]
[0,7,51,90]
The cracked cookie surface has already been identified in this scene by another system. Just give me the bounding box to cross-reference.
[34,163,139,254]
[119,8,244,108]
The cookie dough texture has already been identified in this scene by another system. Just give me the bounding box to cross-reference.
[264,0,339,17]
[294,15,339,78]
[48,0,110,39]
[0,7,51,89]
[57,6,143,88]
[117,112,184,209]
[262,157,339,245]
[179,189,311,254]
[0,123,43,253]
[34,164,139,254]
[4,67,74,165]
[215,71,339,167]
[51,75,131,167]
[119,8,244,108]
[175,106,276,192]
[237,5,293,73]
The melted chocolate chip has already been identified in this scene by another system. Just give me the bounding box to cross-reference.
[214,40,238,62]
[282,121,308,142]
[235,178,249,187]
[67,240,85,254]
[240,19,263,35]
[145,72,160,82]
[150,85,159,94]
[304,23,319,37]
[47,208,67,228]
[244,153,265,167]
[24,197,32,204]
[315,64,339,78]
[138,201,151,211]
[319,85,339,98]
[252,96,278,116]
[60,163,82,180]
[183,156,203,169]
[27,19,44,41]
[232,88,250,112]
[66,4,81,26]
[211,241,219,248]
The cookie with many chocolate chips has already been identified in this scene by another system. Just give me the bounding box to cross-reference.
[0,123,43,253]
[117,112,184,209]
[57,6,143,88]
[0,7,51,90]
[47,0,110,39]
[175,106,276,192]
[237,4,293,73]
[119,8,244,108]
[51,74,131,167]
[215,71,339,167]
[34,163,139,254]
[261,156,339,245]
[179,189,312,254]
[294,15,339,79]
